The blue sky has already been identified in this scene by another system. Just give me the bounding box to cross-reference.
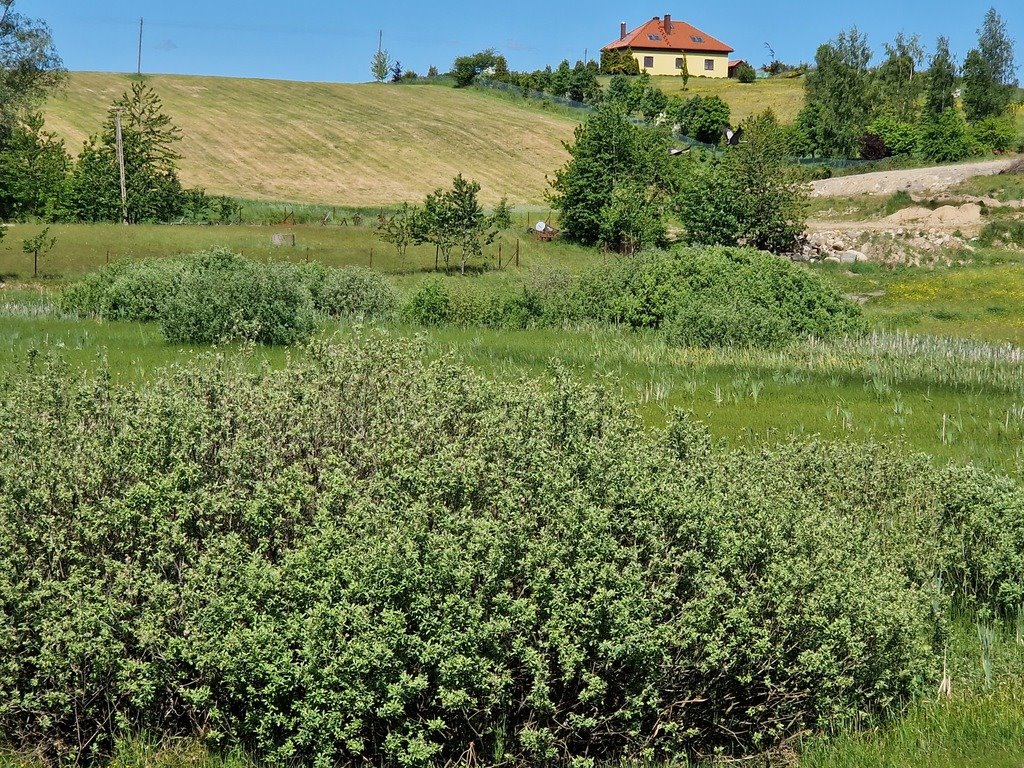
[19,1,1024,83]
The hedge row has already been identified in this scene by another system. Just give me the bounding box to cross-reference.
[62,247,866,350]
[1,335,1020,765]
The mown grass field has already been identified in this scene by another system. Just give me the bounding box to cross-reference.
[42,73,577,206]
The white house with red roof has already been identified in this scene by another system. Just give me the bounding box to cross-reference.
[603,15,734,78]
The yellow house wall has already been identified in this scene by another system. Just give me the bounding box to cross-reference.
[632,51,729,78]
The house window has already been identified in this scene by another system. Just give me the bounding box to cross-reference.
[643,55,654,69]
[691,36,704,43]
[704,59,715,71]
[675,58,684,69]
[647,34,661,41]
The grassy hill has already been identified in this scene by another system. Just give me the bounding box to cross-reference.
[42,73,578,207]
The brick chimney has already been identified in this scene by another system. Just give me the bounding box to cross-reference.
[664,14,672,34]
[620,21,627,40]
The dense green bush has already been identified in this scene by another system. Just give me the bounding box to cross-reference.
[968,115,1018,152]
[307,265,399,320]
[59,259,184,322]
[7,336,1021,765]
[160,256,317,345]
[568,247,866,348]
[61,251,399,345]
[918,109,974,163]
[866,117,921,157]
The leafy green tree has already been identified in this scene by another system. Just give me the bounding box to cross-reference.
[963,9,1018,122]
[923,36,958,118]
[0,111,69,219]
[978,7,1017,90]
[548,106,675,247]
[567,60,600,103]
[637,84,668,122]
[670,95,731,144]
[0,0,64,137]
[798,28,873,157]
[605,75,631,109]
[874,32,924,121]
[370,48,390,82]
[451,49,502,87]
[414,175,496,274]
[675,111,806,253]
[598,181,667,254]
[64,83,187,223]
[21,224,54,277]
[963,49,1002,123]
[680,54,690,88]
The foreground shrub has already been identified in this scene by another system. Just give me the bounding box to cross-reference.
[7,337,1016,764]
[569,246,866,348]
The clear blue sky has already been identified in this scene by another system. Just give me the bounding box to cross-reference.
[19,1,1024,83]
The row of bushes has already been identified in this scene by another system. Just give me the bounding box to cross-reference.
[1,336,1021,765]
[60,249,398,345]
[861,112,1022,163]
[405,247,867,349]
[62,247,866,350]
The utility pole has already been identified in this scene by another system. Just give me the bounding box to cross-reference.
[137,18,144,75]
[115,110,128,225]
[378,29,383,53]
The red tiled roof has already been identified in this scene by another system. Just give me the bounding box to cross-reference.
[604,17,733,55]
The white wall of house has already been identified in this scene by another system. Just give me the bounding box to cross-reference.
[632,51,729,78]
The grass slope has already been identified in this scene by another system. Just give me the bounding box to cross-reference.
[43,73,577,206]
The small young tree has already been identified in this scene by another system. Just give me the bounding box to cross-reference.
[376,202,418,267]
[427,65,439,78]
[414,176,494,274]
[389,60,403,83]
[923,36,957,118]
[371,48,390,82]
[680,55,690,89]
[22,225,55,277]
[491,196,513,231]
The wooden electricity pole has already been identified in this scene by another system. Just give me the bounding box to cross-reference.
[115,110,128,225]
[137,18,144,75]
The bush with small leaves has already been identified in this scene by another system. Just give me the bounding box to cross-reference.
[8,336,1018,765]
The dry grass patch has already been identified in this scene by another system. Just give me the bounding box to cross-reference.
[44,73,577,206]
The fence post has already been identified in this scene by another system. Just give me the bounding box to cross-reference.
[498,242,503,270]
[515,239,520,269]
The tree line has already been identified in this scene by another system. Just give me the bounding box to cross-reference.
[795,8,1020,161]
